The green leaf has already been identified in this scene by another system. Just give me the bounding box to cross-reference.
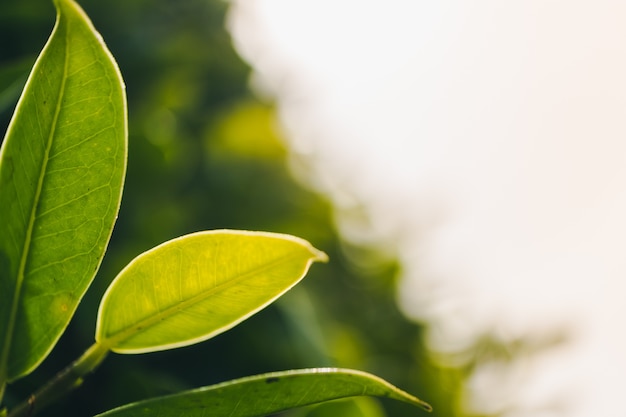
[94,368,432,417]
[96,230,327,353]
[0,0,127,384]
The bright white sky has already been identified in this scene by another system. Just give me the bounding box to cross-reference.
[228,2,626,416]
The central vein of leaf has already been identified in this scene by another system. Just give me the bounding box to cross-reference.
[0,18,70,382]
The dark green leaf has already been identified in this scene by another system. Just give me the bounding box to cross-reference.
[95,368,432,417]
[0,0,126,383]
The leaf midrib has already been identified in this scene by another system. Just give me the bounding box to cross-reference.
[0,16,70,382]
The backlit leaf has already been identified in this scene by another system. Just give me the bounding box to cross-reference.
[96,230,327,353]
[0,0,126,383]
[95,368,432,417]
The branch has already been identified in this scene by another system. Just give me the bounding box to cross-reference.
[7,343,109,417]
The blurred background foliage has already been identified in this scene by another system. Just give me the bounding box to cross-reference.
[0,0,487,416]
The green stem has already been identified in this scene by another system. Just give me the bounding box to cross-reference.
[7,343,109,417]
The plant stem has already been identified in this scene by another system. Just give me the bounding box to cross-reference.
[7,343,109,417]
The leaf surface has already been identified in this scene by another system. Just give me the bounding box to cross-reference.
[0,0,126,383]
[96,230,327,353]
[95,368,432,417]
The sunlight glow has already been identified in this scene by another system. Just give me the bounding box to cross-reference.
[228,1,626,416]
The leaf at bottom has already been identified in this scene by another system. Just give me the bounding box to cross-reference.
[95,368,432,417]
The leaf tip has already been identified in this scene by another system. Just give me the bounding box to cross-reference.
[397,386,432,412]
[313,248,329,264]
[419,400,433,412]
[387,383,432,412]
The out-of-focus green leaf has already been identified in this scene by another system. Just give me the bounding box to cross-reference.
[210,100,285,160]
[0,0,126,384]
[96,230,327,353]
[95,368,432,417]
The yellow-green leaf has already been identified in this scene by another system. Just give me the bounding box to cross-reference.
[95,368,432,417]
[96,230,327,353]
[0,0,126,383]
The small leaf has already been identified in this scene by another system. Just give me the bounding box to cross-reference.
[96,230,327,353]
[94,368,432,417]
[0,0,126,382]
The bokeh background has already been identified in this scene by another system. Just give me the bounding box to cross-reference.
[3,1,626,417]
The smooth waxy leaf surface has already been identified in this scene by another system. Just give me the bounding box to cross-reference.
[0,0,126,383]
[95,368,432,417]
[96,230,327,353]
